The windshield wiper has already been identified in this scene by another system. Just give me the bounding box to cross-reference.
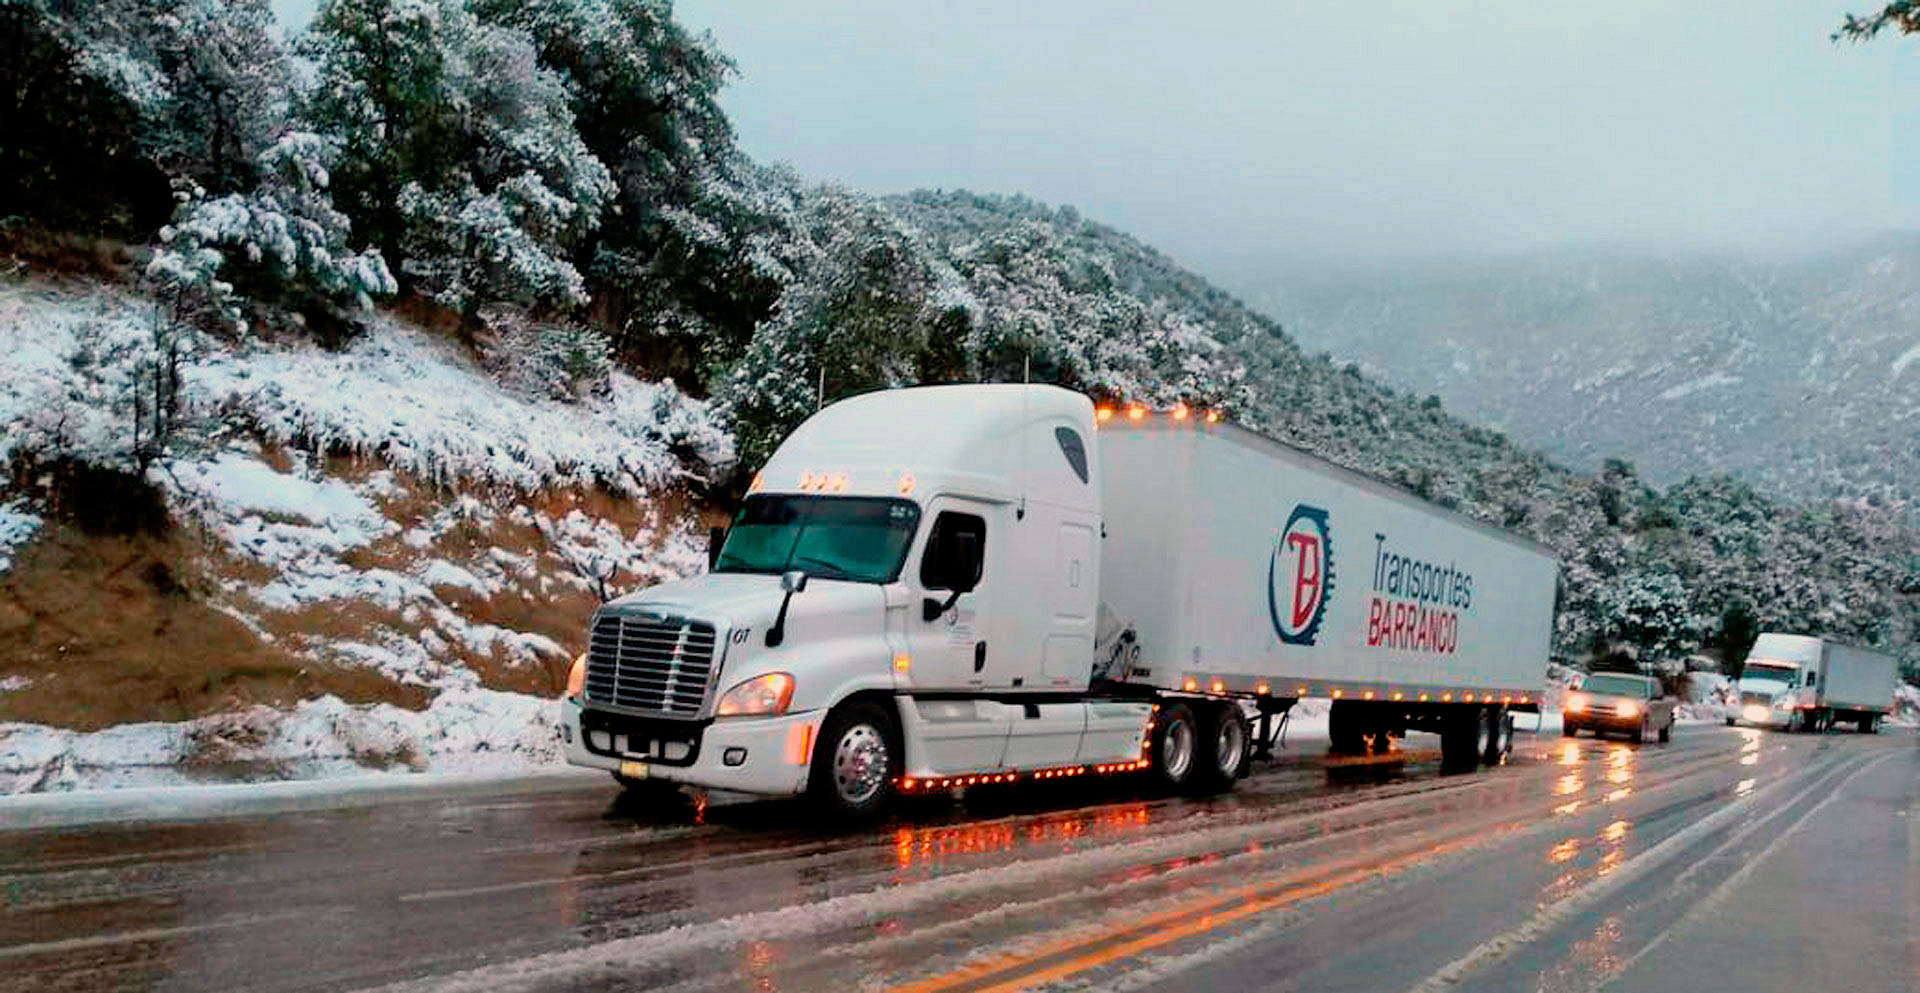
[790,555,857,581]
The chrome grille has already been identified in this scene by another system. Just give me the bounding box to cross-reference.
[1740,691,1774,707]
[584,612,719,716]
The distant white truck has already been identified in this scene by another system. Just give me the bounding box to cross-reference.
[559,385,1561,817]
[1729,633,1897,733]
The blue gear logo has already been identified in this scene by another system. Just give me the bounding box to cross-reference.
[1269,504,1333,645]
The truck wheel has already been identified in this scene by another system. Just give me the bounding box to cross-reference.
[807,701,898,820]
[1724,717,1736,727]
[1441,706,1487,771]
[1190,702,1250,793]
[1477,706,1509,765]
[1658,720,1671,743]
[1148,701,1200,792]
[1857,715,1877,734]
[1328,700,1367,755]
[1561,721,1578,738]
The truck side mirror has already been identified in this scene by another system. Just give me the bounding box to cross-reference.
[766,571,809,647]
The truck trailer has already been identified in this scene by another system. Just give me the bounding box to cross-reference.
[1730,632,1897,733]
[559,385,1561,816]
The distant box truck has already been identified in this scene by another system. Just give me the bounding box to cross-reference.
[558,386,1561,817]
[1730,632,1897,733]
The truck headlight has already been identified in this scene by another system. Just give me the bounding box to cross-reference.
[716,672,795,717]
[1742,704,1770,723]
[1616,700,1639,718]
[1565,693,1587,714]
[1772,696,1790,710]
[565,653,586,701]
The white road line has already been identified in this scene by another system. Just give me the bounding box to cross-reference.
[1403,750,1871,993]
[1597,750,1902,990]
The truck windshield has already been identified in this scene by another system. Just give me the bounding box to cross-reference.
[714,496,921,584]
[1742,662,1796,684]
[1580,674,1653,697]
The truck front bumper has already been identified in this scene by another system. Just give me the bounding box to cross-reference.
[559,698,819,796]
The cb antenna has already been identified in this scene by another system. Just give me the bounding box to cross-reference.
[816,365,825,410]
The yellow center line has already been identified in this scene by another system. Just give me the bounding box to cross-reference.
[891,834,1481,993]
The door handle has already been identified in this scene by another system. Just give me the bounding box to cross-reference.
[974,642,987,672]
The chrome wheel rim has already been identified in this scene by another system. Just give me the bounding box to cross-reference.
[1162,716,1195,780]
[1215,717,1245,775]
[1475,711,1493,755]
[832,724,889,804]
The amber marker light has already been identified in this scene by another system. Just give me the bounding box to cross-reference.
[1206,410,1222,424]
[1172,404,1190,421]
[892,653,911,673]
[897,473,915,495]
[1256,682,1270,695]
[1096,406,1115,422]
[748,472,765,493]
[1183,678,1199,691]
[1127,405,1147,422]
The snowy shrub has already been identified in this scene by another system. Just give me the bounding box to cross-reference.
[147,133,396,340]
[475,307,612,403]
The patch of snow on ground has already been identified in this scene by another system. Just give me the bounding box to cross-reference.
[1892,341,1920,379]
[0,675,31,694]
[0,500,40,574]
[1659,371,1741,401]
[0,688,564,794]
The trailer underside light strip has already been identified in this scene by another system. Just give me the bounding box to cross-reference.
[894,759,1150,793]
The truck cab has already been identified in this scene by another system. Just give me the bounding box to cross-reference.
[557,385,1154,816]
[1731,633,1820,729]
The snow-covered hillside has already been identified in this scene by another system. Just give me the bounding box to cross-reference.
[1246,238,1920,507]
[0,280,724,791]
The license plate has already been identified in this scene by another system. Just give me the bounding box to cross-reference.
[618,760,649,780]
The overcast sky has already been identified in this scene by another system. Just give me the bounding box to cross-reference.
[671,0,1920,278]
[268,0,1920,279]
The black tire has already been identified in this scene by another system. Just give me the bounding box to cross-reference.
[1481,706,1511,765]
[1328,700,1367,756]
[1658,720,1672,744]
[807,700,899,820]
[1190,702,1251,793]
[1148,701,1202,792]
[1561,721,1579,738]
[1858,715,1878,734]
[1630,720,1645,744]
[1441,706,1487,771]
[1725,717,1737,727]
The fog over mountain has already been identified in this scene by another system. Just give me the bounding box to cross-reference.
[1235,236,1920,505]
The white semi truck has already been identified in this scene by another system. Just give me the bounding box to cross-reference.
[1729,632,1897,733]
[559,385,1561,816]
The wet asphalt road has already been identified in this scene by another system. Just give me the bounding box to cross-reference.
[2,723,1914,993]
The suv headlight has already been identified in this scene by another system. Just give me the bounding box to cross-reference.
[1565,693,1587,714]
[716,672,795,717]
[1616,700,1639,718]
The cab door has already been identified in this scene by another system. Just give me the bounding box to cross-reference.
[906,500,994,691]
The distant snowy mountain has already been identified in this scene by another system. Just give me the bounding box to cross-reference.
[1238,237,1920,505]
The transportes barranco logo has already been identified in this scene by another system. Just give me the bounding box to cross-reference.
[1269,504,1333,645]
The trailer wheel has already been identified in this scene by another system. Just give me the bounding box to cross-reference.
[1328,700,1367,755]
[1481,706,1511,765]
[1857,715,1878,734]
[1148,701,1200,792]
[1441,706,1487,771]
[1190,702,1250,792]
[807,701,899,821]
[1724,717,1736,727]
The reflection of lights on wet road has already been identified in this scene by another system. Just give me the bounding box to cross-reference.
[1559,743,1582,766]
[1556,773,1584,796]
[1606,767,1631,784]
[1739,730,1761,766]
[1595,848,1625,876]
[1736,778,1755,797]
[1604,788,1631,803]
[745,940,778,992]
[1603,820,1629,842]
[891,805,1152,870]
[1550,838,1580,863]
[1554,800,1582,816]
